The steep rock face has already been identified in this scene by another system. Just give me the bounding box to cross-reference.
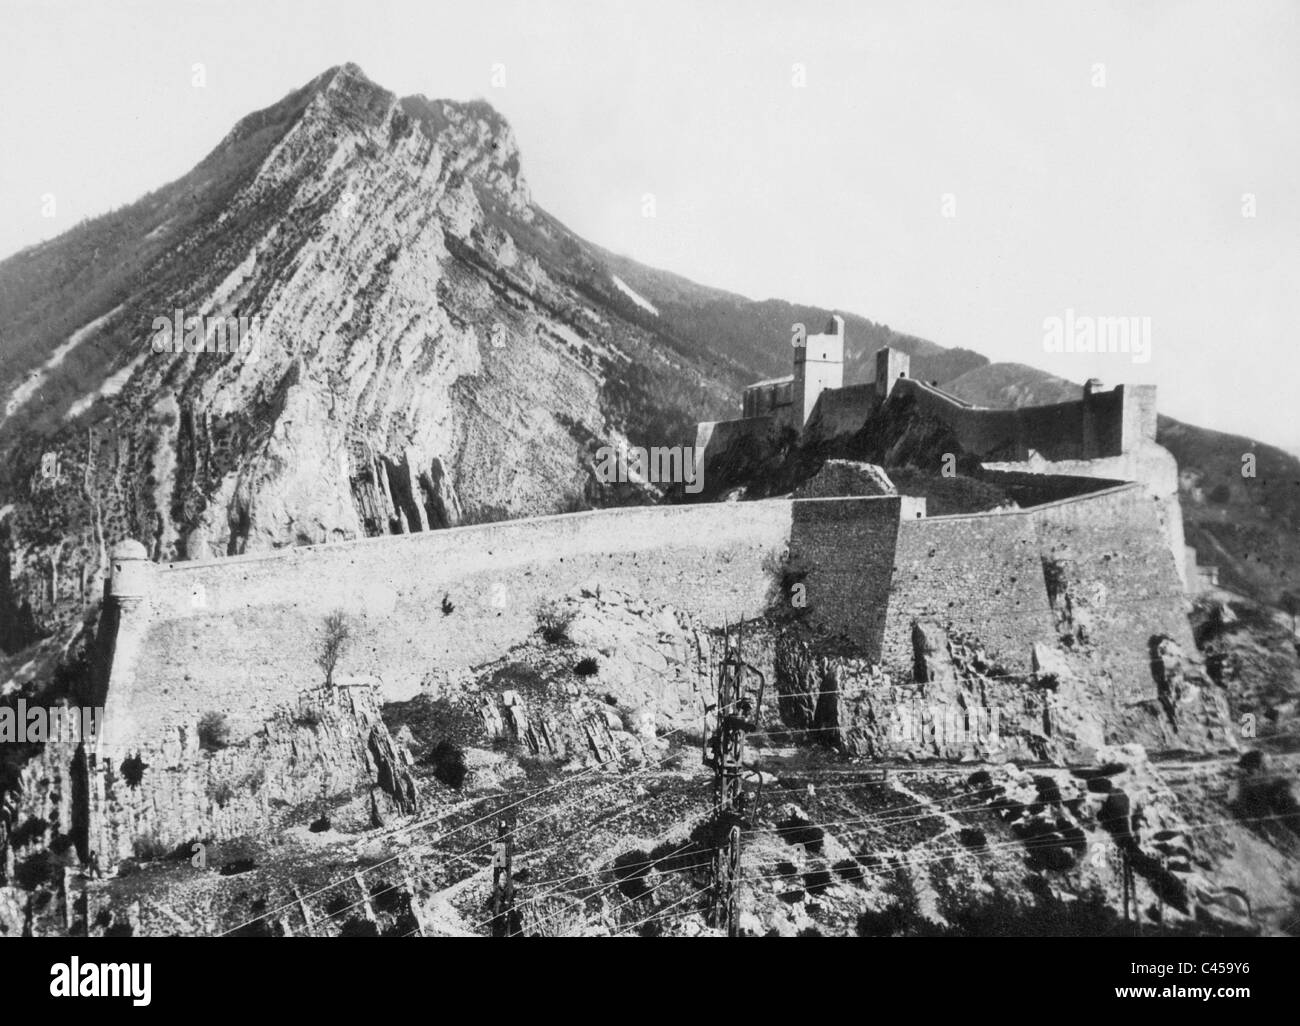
[417,583,722,767]
[2,682,416,875]
[792,460,895,499]
[0,63,727,645]
[772,615,1237,763]
[720,746,1289,938]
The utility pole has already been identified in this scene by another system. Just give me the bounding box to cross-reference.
[1119,846,1141,937]
[1130,853,1142,937]
[490,813,516,937]
[1121,847,1130,932]
[293,885,317,937]
[703,622,765,937]
[353,870,377,925]
[1157,852,1166,930]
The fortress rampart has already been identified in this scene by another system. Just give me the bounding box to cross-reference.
[881,376,1161,468]
[891,377,1151,461]
[97,501,798,755]
[98,482,1190,758]
[789,483,1191,692]
[693,414,781,458]
[802,383,877,441]
[70,314,1205,870]
[695,325,1188,587]
[700,330,1158,469]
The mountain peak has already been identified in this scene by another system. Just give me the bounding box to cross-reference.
[319,61,391,102]
[205,64,532,210]
[331,60,370,81]
[304,65,516,144]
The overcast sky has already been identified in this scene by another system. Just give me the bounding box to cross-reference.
[2,0,1297,450]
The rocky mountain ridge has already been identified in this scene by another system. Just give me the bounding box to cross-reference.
[0,64,722,647]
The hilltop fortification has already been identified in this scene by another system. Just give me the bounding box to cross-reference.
[696,317,1194,589]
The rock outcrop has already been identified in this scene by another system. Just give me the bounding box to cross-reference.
[792,460,895,499]
[2,682,416,875]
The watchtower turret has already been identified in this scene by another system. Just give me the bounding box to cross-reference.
[794,314,845,426]
[875,346,910,399]
[108,539,153,608]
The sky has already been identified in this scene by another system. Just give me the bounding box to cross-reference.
[2,0,1297,450]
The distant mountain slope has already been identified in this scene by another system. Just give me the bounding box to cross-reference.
[942,362,1081,407]
[599,249,989,389]
[1158,416,1300,604]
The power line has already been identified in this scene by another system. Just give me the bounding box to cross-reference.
[605,807,1300,932]
[220,662,726,934]
[339,745,1275,935]
[514,779,999,896]
[610,884,712,936]
[217,594,1263,935]
[499,781,1036,935]
[508,783,1013,930]
[262,685,750,936]
[504,804,1300,937]
[393,807,1300,937]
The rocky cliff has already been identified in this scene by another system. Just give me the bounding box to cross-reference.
[0,63,733,648]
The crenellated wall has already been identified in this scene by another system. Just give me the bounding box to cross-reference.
[893,378,1134,461]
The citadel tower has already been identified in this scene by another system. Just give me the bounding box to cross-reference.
[794,314,845,426]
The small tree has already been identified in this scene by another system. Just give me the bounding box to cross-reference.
[317,610,352,687]
[426,740,468,790]
[536,599,575,645]
[197,711,230,752]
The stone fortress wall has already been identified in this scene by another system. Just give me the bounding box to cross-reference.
[704,332,1155,467]
[705,339,1157,468]
[890,376,1144,462]
[791,483,1192,692]
[697,318,1189,586]
[98,501,799,756]
[99,481,1190,760]
[890,374,1187,587]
